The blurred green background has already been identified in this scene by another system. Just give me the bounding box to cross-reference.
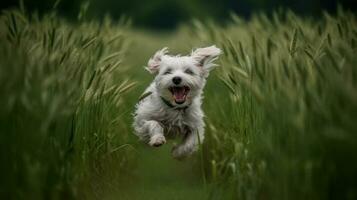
[1,0,357,29]
[1,0,357,199]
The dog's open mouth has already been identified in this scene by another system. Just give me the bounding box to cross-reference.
[169,86,190,104]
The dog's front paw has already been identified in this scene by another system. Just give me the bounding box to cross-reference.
[149,134,166,147]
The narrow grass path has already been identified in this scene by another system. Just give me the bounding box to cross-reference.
[113,145,206,200]
[106,31,207,200]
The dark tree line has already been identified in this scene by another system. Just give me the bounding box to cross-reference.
[1,0,356,29]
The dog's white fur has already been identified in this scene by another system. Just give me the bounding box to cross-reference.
[133,45,221,159]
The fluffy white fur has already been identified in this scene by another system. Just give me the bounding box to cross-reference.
[133,45,221,159]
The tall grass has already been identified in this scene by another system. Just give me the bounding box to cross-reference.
[1,5,356,200]
[194,9,357,200]
[0,8,135,199]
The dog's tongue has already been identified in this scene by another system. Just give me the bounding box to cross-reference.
[173,87,186,102]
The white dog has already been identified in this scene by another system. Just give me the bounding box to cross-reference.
[133,45,221,159]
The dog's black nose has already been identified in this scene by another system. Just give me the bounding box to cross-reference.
[172,76,182,85]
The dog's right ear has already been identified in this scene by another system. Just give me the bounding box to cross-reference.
[145,47,168,74]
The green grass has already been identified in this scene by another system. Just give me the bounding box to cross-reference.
[0,8,136,199]
[1,6,357,200]
[202,9,357,200]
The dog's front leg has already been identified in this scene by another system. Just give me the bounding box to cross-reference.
[141,120,166,147]
[172,127,204,159]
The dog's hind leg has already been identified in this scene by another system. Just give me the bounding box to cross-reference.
[171,126,204,159]
[136,120,166,147]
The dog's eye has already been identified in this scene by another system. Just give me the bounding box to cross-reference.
[163,69,172,75]
[184,68,194,75]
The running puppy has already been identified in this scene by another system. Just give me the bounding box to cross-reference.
[133,46,221,159]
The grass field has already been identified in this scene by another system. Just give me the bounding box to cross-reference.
[0,6,357,200]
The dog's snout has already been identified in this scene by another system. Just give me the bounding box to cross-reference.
[172,76,182,85]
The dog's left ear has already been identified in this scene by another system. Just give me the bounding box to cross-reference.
[191,45,222,76]
[146,47,168,74]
